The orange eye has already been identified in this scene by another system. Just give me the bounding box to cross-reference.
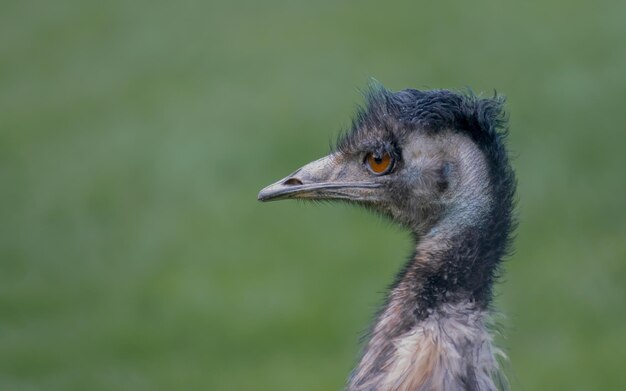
[365,152,393,175]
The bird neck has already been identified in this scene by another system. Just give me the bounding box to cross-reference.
[348,211,509,391]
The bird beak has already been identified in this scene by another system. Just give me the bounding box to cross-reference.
[258,154,382,202]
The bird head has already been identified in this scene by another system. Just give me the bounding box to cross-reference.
[258,84,509,235]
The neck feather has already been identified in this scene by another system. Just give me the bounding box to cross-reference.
[348,208,511,391]
[349,298,505,391]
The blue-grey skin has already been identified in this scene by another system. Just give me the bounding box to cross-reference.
[259,84,516,391]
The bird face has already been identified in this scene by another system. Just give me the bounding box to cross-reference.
[258,85,503,234]
[258,125,462,232]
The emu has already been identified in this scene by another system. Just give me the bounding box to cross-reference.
[258,84,516,391]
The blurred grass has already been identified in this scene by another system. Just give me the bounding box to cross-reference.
[1,0,625,390]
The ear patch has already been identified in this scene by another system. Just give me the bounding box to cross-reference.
[436,161,453,193]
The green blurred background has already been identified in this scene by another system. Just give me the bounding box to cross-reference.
[2,0,625,390]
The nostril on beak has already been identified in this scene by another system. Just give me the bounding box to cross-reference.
[283,178,303,186]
